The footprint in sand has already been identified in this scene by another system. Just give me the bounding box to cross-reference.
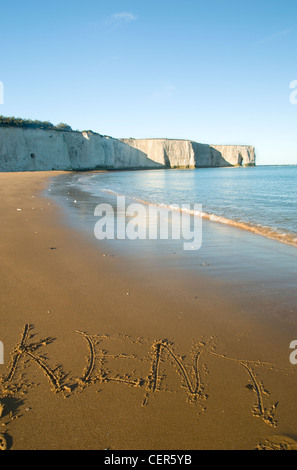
[256,436,297,451]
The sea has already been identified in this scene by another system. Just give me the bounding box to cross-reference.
[48,166,297,297]
[65,166,297,246]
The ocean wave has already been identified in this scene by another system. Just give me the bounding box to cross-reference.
[74,178,297,249]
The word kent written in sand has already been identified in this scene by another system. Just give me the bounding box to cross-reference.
[0,325,284,431]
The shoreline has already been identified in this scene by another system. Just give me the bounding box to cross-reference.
[48,167,297,252]
[48,170,297,314]
[1,171,297,450]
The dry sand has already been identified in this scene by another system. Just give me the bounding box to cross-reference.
[0,171,297,450]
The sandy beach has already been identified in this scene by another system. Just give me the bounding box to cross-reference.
[1,171,297,450]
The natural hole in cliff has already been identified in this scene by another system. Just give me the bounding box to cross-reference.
[31,153,36,159]
[238,154,243,166]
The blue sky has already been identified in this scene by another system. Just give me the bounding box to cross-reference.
[0,0,297,164]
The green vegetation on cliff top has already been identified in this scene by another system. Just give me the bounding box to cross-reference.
[0,116,73,132]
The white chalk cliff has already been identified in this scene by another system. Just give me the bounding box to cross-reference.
[0,127,255,172]
[121,139,256,168]
[0,128,158,172]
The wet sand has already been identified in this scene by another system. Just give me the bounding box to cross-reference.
[1,171,297,450]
